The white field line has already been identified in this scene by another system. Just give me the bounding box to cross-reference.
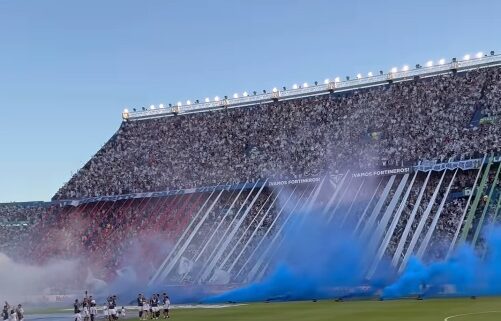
[444,310,501,321]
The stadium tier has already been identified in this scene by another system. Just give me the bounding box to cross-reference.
[1,56,501,290]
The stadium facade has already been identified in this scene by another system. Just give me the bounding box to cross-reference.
[1,53,501,291]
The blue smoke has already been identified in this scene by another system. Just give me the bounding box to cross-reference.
[203,211,385,303]
[204,208,501,303]
[383,226,501,298]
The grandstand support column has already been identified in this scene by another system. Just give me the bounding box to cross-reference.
[446,155,488,259]
[149,185,224,285]
[472,163,501,247]
[226,187,284,274]
[340,179,365,227]
[188,184,248,268]
[326,176,355,224]
[459,156,493,244]
[257,184,320,278]
[416,169,458,260]
[367,172,418,279]
[321,171,350,216]
[391,171,432,267]
[398,170,447,273]
[190,182,260,283]
[218,189,275,271]
[354,177,384,234]
[233,185,300,280]
[489,180,501,225]
[360,175,396,241]
[199,180,268,283]
[244,185,314,282]
[365,174,409,267]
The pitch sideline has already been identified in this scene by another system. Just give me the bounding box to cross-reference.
[444,310,501,321]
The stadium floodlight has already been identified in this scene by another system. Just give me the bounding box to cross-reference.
[150,105,155,109]
[214,96,220,101]
[233,93,239,98]
[272,87,278,93]
[463,54,470,60]
[356,73,362,79]
[303,82,308,88]
[324,78,329,84]
[292,84,299,89]
[159,104,164,109]
[402,65,409,71]
[123,108,129,113]
[334,77,340,82]
[205,97,210,103]
[243,91,249,97]
[391,67,398,73]
[426,60,433,67]
[177,101,182,107]
[476,52,483,59]
[367,72,373,77]
[186,100,191,105]
[439,58,446,65]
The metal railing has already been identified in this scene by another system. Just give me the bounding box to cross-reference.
[124,53,501,120]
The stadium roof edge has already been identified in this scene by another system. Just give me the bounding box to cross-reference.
[123,53,501,121]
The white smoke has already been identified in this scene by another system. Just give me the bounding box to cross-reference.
[0,252,80,303]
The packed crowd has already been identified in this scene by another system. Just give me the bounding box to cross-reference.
[54,66,501,200]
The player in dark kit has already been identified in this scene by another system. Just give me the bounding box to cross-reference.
[2,303,9,321]
[137,294,143,319]
[74,299,82,321]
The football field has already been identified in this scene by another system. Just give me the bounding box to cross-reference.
[145,297,501,321]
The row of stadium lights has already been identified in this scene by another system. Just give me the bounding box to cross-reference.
[125,51,494,113]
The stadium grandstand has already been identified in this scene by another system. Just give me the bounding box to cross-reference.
[1,52,501,291]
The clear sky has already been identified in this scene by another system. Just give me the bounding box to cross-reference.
[0,0,499,202]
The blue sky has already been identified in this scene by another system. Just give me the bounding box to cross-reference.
[0,0,499,202]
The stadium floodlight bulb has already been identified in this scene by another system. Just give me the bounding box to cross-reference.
[292,84,298,89]
[334,77,340,82]
[324,78,329,84]
[367,72,373,77]
[123,108,129,113]
[233,93,239,98]
[204,97,210,103]
[476,52,483,58]
[463,54,470,60]
[159,104,164,109]
[402,65,409,71]
[302,82,308,88]
[439,58,446,65]
[214,96,220,101]
[426,60,433,67]
[391,67,398,73]
[356,73,362,79]
[243,91,249,97]
[177,101,182,107]
[186,100,191,105]
[272,87,278,93]
[150,104,155,109]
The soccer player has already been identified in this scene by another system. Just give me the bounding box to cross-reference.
[162,294,170,319]
[89,300,97,321]
[137,294,144,320]
[9,310,16,321]
[2,303,9,321]
[15,305,23,321]
[73,299,82,321]
[142,296,149,320]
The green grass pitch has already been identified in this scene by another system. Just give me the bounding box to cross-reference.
[148,297,501,321]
